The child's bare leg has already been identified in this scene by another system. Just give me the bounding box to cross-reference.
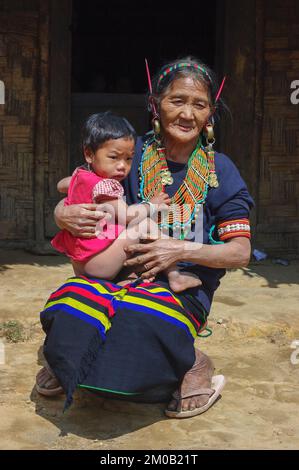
[72,242,126,279]
[73,218,160,280]
[72,259,139,286]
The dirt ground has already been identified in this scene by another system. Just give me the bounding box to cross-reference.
[0,248,299,450]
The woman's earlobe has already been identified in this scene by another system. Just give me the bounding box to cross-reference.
[208,113,215,125]
[148,95,158,114]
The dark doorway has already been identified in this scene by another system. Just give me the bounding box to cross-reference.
[70,0,219,169]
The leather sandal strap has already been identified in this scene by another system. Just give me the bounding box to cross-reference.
[44,363,56,379]
[181,387,214,399]
[172,387,214,401]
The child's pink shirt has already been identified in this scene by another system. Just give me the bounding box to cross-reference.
[52,167,125,262]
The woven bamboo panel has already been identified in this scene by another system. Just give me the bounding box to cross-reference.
[257,0,299,256]
[0,8,38,240]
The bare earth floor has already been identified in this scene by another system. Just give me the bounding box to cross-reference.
[0,249,299,450]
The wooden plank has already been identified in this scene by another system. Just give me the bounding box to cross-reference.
[219,0,256,183]
[33,0,49,243]
[0,13,38,36]
[250,0,265,231]
[256,223,299,233]
[48,0,72,195]
[45,0,72,238]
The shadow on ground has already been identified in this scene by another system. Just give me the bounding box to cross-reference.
[30,346,166,442]
[0,249,69,273]
[228,259,299,289]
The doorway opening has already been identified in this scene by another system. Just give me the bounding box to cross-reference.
[70,0,219,169]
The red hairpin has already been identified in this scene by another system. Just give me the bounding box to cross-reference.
[145,58,158,116]
[215,76,226,102]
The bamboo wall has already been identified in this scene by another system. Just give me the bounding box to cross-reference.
[255,0,299,256]
[221,0,299,257]
[0,1,40,243]
[0,0,70,248]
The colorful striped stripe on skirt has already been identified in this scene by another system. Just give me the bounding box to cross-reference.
[40,277,207,409]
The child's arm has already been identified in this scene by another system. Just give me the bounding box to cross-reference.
[57,176,71,194]
[92,178,171,226]
[95,192,171,227]
[94,198,148,226]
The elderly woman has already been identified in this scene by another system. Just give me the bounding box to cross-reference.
[36,57,253,418]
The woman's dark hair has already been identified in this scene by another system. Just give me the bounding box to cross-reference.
[82,111,137,153]
[149,56,228,122]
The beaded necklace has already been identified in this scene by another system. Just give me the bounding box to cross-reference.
[139,136,215,239]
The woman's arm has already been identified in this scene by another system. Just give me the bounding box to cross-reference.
[123,236,251,279]
[54,199,108,237]
[181,237,251,268]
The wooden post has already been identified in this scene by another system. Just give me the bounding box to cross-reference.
[33,0,49,248]
[219,0,257,233]
[220,0,256,175]
[250,0,265,233]
[46,0,72,237]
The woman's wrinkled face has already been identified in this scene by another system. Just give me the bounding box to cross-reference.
[159,76,213,145]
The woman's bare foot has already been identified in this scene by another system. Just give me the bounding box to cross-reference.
[166,349,214,412]
[168,270,202,293]
[36,366,63,396]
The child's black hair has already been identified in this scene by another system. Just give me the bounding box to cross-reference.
[82,111,137,153]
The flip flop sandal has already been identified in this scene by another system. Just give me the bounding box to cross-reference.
[35,364,64,397]
[165,375,226,419]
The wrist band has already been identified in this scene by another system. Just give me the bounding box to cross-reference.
[140,200,157,216]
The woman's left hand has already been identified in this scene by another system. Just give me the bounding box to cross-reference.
[123,237,184,279]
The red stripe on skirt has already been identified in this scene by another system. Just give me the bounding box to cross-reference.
[49,285,115,318]
[124,283,202,331]
[78,276,118,291]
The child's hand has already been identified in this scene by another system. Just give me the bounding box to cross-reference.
[57,176,71,194]
[149,192,171,212]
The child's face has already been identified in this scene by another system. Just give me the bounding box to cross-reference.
[84,138,135,181]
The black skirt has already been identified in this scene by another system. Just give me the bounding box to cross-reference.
[40,276,207,410]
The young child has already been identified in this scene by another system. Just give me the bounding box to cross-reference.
[52,112,201,293]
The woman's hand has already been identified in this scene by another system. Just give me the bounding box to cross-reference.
[123,236,185,279]
[54,200,109,238]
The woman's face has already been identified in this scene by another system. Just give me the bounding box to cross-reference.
[159,76,213,145]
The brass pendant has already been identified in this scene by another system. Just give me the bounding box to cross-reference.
[204,123,215,143]
[209,173,219,188]
[161,168,173,185]
[153,119,161,135]
[161,176,173,185]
